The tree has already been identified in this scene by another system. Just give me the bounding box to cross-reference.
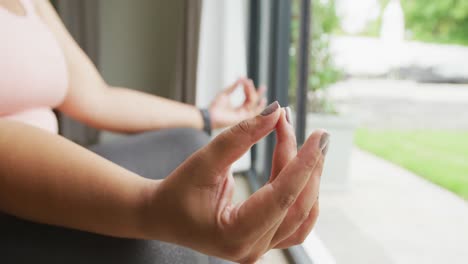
[289,0,342,114]
[402,0,468,45]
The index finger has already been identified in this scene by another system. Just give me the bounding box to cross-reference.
[231,130,327,241]
[270,107,296,180]
[241,79,257,108]
[224,78,243,94]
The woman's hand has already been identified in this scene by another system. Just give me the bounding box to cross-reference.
[209,77,267,129]
[142,102,329,263]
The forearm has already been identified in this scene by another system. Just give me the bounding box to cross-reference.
[100,87,203,133]
[61,86,204,134]
[0,120,158,238]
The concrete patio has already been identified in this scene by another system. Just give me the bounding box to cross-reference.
[305,148,468,264]
[328,78,468,130]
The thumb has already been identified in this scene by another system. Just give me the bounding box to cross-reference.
[205,101,281,173]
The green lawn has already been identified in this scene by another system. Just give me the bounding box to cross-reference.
[355,129,468,200]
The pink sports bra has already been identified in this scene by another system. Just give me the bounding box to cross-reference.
[0,0,68,133]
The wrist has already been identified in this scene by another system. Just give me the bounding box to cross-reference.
[136,179,164,240]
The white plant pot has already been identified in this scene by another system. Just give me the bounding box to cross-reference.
[305,113,356,191]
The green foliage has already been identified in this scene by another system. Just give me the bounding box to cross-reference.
[359,0,390,37]
[309,0,341,91]
[355,128,468,200]
[402,0,468,45]
[289,0,342,114]
[350,0,468,45]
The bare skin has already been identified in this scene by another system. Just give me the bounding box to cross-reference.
[0,0,267,132]
[0,107,326,263]
[0,0,26,16]
[0,0,326,262]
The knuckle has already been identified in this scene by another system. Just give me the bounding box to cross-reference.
[277,132,297,148]
[237,120,251,135]
[230,119,255,144]
[224,241,250,261]
[296,233,308,245]
[297,149,320,169]
[288,232,307,246]
[290,138,298,150]
[278,193,296,210]
[317,155,325,168]
[296,209,310,223]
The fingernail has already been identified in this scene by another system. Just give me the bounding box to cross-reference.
[319,132,330,156]
[283,107,293,126]
[261,101,279,116]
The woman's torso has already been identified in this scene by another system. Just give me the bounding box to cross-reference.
[0,0,68,133]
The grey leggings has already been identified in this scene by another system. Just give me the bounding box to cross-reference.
[0,128,232,264]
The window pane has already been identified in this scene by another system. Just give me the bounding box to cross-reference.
[296,0,468,263]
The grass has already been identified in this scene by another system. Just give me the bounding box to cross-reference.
[355,128,468,200]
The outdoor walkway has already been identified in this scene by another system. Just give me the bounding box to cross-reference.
[328,78,468,129]
[331,36,468,81]
[305,148,468,264]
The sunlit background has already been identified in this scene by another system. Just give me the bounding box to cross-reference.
[288,0,468,263]
[43,1,467,263]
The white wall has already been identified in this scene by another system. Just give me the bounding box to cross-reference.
[196,0,251,172]
[196,0,249,107]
